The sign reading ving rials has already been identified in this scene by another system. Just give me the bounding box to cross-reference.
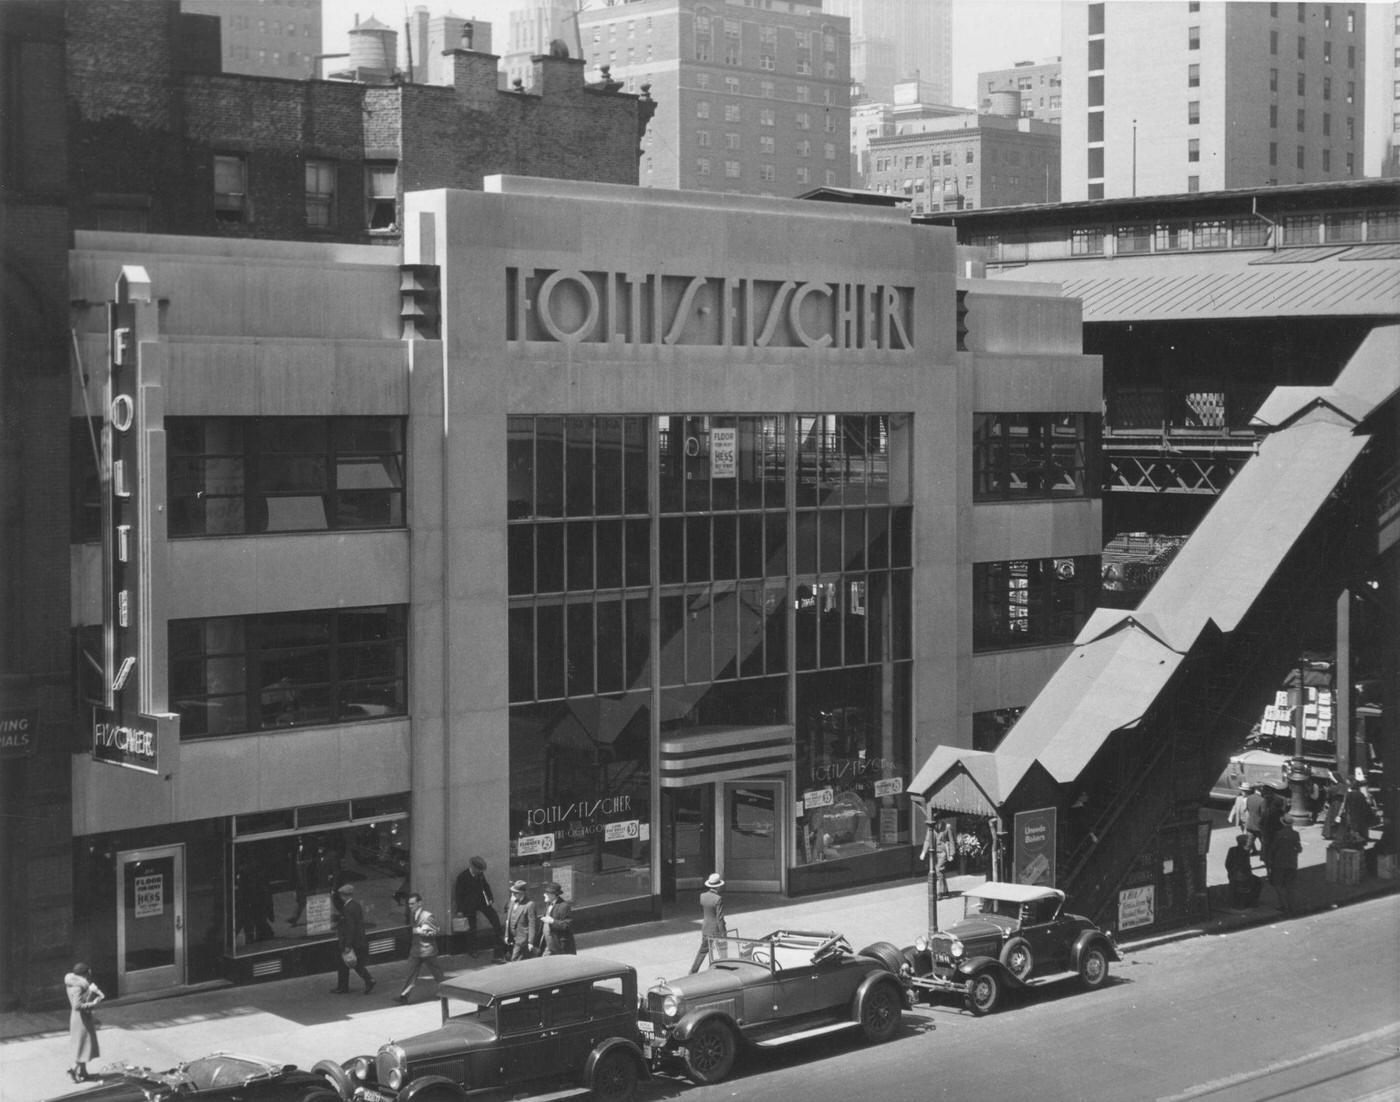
[507,269,914,351]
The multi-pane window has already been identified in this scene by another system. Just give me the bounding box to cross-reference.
[694,9,713,61]
[1297,72,1306,96]
[973,413,1097,501]
[170,605,408,737]
[214,154,246,222]
[697,157,711,176]
[759,24,776,70]
[723,17,740,65]
[760,163,775,182]
[759,135,774,154]
[304,159,334,228]
[365,162,397,230]
[724,103,741,122]
[697,100,710,118]
[724,75,740,94]
[1188,25,1199,49]
[1188,101,1200,124]
[973,557,1100,652]
[1190,63,1201,88]
[759,107,775,126]
[1188,138,1200,162]
[167,417,406,536]
[1193,219,1228,249]
[725,159,741,178]
[795,29,811,74]
[725,132,740,150]
[697,129,711,147]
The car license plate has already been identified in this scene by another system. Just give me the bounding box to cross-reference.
[358,1090,391,1102]
[638,1020,654,1036]
[935,954,951,965]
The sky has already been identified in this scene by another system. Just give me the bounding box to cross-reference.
[319,0,1066,108]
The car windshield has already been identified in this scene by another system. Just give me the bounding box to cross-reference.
[710,931,844,970]
[969,897,1023,920]
[183,1056,274,1091]
[443,994,494,1027]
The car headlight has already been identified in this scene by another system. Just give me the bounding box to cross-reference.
[950,939,964,959]
[662,993,681,1019]
[351,1057,370,1081]
[914,935,927,952]
[384,1044,405,1090]
[387,1068,404,1091]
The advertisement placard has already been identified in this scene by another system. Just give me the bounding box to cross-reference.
[710,427,736,478]
[305,892,335,936]
[517,833,557,857]
[1118,885,1155,930]
[134,873,164,918]
[1013,807,1057,887]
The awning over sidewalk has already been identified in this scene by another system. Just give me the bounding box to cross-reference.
[908,748,1045,816]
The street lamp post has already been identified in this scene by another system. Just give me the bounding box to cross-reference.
[1287,655,1315,826]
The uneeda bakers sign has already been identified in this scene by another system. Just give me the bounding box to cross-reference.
[507,268,914,351]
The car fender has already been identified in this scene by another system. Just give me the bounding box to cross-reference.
[1072,929,1120,965]
[956,956,1023,988]
[671,1006,740,1043]
[399,1074,466,1102]
[850,970,907,1020]
[313,1058,356,1100]
[583,1036,651,1083]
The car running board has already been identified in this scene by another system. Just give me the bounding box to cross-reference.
[750,1021,856,1047]
[1022,970,1079,987]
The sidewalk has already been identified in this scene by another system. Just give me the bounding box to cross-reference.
[2,816,1393,1102]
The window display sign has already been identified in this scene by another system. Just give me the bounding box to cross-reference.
[1013,806,1057,887]
[517,833,556,857]
[1118,885,1155,930]
[804,787,834,809]
[873,777,903,798]
[710,427,736,478]
[604,820,640,843]
[134,873,164,918]
[305,892,335,937]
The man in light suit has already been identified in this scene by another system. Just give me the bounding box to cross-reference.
[537,881,576,956]
[503,880,539,961]
[689,872,727,973]
[394,892,445,1004]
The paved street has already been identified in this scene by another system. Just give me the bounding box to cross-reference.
[3,815,1395,1102]
[669,894,1400,1102]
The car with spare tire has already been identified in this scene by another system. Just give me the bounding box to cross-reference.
[637,928,909,1085]
[900,882,1119,1015]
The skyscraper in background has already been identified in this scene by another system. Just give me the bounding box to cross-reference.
[502,0,580,89]
[1061,1,1366,200]
[182,0,323,78]
[824,0,951,105]
[578,0,851,196]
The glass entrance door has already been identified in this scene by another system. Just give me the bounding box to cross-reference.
[664,786,714,895]
[723,782,782,891]
[117,845,185,994]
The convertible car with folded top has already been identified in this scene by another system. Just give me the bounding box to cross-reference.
[900,882,1120,1015]
[637,929,908,1086]
[42,1054,340,1102]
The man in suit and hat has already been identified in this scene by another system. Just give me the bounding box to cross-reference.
[393,892,445,1004]
[454,856,504,958]
[331,881,375,994]
[503,880,539,961]
[690,872,728,973]
[537,881,576,956]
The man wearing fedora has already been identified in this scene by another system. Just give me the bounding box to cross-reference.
[537,881,576,956]
[331,881,375,994]
[690,872,728,973]
[454,856,504,958]
[394,892,445,1004]
[503,880,539,961]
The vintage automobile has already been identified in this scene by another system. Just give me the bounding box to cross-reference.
[328,957,648,1102]
[638,929,907,1086]
[42,1054,340,1102]
[901,882,1120,1016]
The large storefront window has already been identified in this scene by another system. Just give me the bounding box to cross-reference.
[507,412,916,898]
[508,697,652,909]
[229,795,409,957]
[795,664,912,865]
[973,556,1100,651]
[167,417,405,536]
[169,605,408,737]
[973,413,1099,501]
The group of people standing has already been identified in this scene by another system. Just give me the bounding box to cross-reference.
[453,856,577,963]
[1226,782,1303,912]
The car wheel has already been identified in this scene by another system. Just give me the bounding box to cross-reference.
[858,982,902,1043]
[591,1050,639,1102]
[312,1060,354,1099]
[857,941,906,975]
[965,972,1002,1016]
[298,1090,342,1102]
[999,937,1034,981]
[1078,944,1110,989]
[682,1020,737,1085]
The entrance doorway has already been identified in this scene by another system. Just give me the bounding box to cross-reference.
[661,781,784,895]
[117,845,185,994]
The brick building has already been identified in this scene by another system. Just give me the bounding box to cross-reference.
[0,0,653,1010]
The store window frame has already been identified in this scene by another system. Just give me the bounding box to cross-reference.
[973,555,1101,652]
[166,416,406,537]
[169,604,409,738]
